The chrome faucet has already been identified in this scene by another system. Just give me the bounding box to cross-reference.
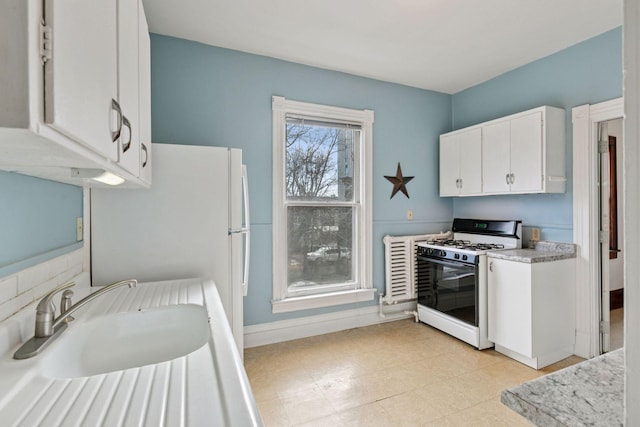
[13,279,137,360]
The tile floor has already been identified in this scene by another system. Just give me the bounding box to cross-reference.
[244,319,584,426]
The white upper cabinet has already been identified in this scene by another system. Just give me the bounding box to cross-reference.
[483,111,547,194]
[440,106,566,197]
[439,128,482,196]
[138,1,152,185]
[116,0,142,176]
[509,112,545,192]
[484,107,565,195]
[44,0,119,162]
[481,120,510,193]
[0,0,151,188]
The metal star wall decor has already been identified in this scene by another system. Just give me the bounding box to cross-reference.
[384,163,414,199]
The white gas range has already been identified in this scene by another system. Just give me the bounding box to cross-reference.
[416,218,522,349]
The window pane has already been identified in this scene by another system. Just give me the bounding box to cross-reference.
[286,122,356,202]
[287,206,354,289]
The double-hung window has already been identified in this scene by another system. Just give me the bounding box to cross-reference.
[272,96,375,313]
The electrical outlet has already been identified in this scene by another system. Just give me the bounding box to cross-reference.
[76,217,83,241]
[407,210,413,220]
[531,227,541,241]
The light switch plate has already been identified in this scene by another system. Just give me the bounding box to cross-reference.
[407,210,413,220]
[76,217,83,241]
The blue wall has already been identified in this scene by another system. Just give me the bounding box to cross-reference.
[451,27,622,242]
[150,35,453,326]
[0,27,621,327]
[0,171,83,277]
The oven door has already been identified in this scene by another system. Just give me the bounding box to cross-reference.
[417,255,478,326]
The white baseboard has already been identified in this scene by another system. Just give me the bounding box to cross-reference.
[244,301,417,348]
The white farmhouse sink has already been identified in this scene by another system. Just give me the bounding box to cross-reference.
[41,304,210,378]
[0,279,261,426]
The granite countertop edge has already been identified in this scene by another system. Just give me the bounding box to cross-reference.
[487,241,577,263]
[501,349,624,427]
[501,390,568,427]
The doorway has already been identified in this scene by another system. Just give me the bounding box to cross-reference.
[599,118,624,353]
[572,97,623,359]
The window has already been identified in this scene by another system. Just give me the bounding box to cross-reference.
[272,96,375,313]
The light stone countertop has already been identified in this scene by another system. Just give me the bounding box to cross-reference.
[487,241,577,263]
[501,349,623,426]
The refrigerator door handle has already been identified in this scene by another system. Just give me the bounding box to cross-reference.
[228,166,250,296]
[240,165,250,296]
[240,228,250,297]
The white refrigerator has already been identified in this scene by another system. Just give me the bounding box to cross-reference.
[91,144,250,353]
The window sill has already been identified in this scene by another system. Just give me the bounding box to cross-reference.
[272,288,376,314]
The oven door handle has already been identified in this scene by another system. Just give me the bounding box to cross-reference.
[418,256,474,269]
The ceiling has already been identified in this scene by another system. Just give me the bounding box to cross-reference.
[142,0,622,94]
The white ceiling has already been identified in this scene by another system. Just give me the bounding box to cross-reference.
[142,0,622,94]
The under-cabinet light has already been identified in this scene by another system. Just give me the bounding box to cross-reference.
[70,168,125,186]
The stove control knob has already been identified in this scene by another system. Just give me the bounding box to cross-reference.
[441,250,446,257]
[454,253,460,260]
[462,255,468,261]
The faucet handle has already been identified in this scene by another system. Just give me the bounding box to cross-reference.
[36,281,76,314]
[35,281,75,337]
[60,289,75,322]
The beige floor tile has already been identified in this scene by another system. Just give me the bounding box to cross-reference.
[333,401,396,427]
[256,398,292,427]
[378,389,456,424]
[425,397,531,427]
[245,319,583,426]
[280,390,337,425]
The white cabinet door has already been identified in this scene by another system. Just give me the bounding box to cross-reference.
[439,133,461,196]
[482,120,510,194]
[138,1,152,185]
[458,128,482,195]
[487,258,533,357]
[44,0,118,161]
[116,0,141,176]
[439,128,481,196]
[510,112,543,192]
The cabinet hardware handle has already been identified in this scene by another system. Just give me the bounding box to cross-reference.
[141,143,148,168]
[510,173,515,184]
[489,262,493,272]
[122,116,132,153]
[505,173,510,185]
[459,178,463,188]
[111,99,123,142]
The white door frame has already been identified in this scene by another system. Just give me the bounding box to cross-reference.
[572,97,623,359]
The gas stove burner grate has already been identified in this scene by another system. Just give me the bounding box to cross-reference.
[467,243,505,251]
[425,239,471,248]
[425,240,506,251]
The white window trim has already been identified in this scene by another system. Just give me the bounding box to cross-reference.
[271,96,374,314]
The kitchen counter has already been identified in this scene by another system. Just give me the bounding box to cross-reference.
[0,278,262,426]
[501,349,623,426]
[487,241,576,263]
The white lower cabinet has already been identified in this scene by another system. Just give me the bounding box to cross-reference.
[487,256,575,369]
